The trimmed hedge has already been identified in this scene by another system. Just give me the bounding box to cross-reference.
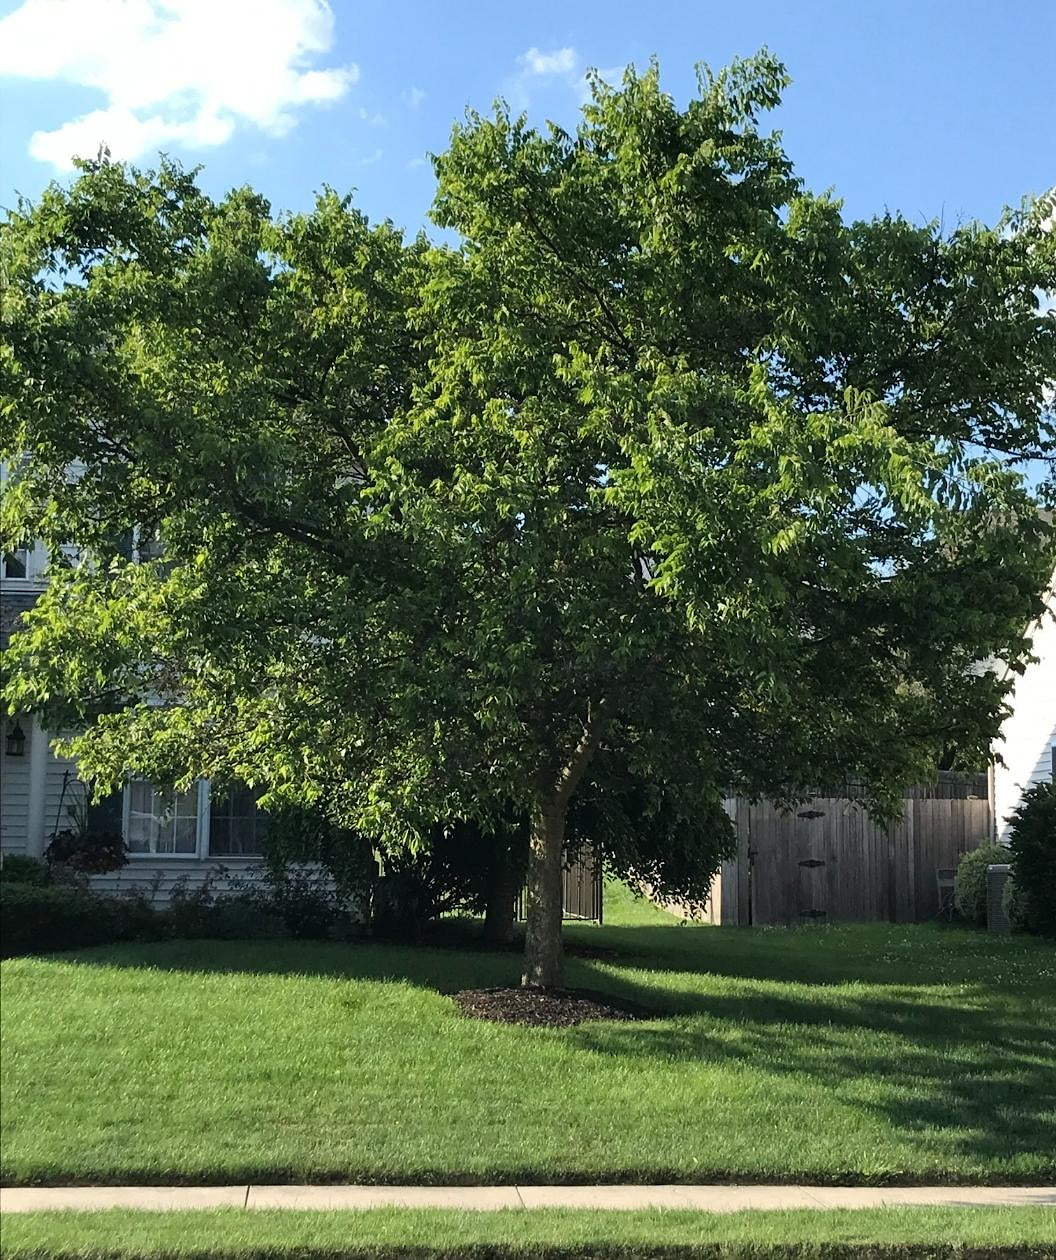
[0,854,49,885]
[953,844,1008,927]
[1,881,301,957]
[0,882,127,956]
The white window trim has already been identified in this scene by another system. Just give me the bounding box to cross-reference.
[119,779,264,860]
[2,540,48,585]
[204,782,267,860]
[198,781,211,856]
[122,779,210,860]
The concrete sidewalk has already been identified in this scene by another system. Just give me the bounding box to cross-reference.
[2,1185,1054,1213]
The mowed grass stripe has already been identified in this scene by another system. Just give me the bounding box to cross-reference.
[2,1206,1055,1258]
[2,904,1054,1186]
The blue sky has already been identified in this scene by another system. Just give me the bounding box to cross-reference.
[0,0,1053,238]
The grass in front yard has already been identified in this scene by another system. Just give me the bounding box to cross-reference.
[2,1207,1055,1259]
[1,895,1054,1186]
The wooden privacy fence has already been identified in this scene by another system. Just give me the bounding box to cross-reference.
[515,849,603,922]
[706,777,991,926]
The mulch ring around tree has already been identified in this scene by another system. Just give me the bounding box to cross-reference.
[452,986,651,1028]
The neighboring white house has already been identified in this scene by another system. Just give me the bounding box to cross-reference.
[1,561,270,900]
[990,564,1056,842]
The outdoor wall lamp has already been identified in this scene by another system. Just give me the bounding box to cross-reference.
[5,721,26,757]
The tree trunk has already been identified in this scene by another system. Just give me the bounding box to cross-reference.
[521,700,607,989]
[521,794,567,988]
[482,835,516,948]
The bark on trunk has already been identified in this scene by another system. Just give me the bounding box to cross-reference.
[521,795,567,988]
[482,836,516,948]
[521,700,607,989]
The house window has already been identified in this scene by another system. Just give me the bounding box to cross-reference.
[126,781,199,855]
[135,528,165,562]
[208,783,267,856]
[2,547,30,579]
[85,787,124,835]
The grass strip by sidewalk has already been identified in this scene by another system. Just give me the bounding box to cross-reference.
[2,1207,1055,1259]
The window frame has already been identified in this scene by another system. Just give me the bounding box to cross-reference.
[206,783,268,859]
[118,779,266,860]
[122,780,210,860]
[1,540,46,583]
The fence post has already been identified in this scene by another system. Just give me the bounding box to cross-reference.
[907,797,918,920]
[736,798,752,926]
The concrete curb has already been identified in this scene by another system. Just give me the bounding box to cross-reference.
[1,1185,1054,1214]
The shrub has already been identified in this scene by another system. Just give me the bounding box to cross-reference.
[205,894,286,940]
[268,868,339,939]
[111,895,166,943]
[162,872,226,940]
[0,882,120,956]
[162,882,285,941]
[953,843,1009,926]
[261,803,376,937]
[263,803,376,908]
[0,876,288,956]
[1002,874,1029,933]
[1006,780,1056,937]
[0,855,49,885]
[372,819,527,939]
[45,828,127,875]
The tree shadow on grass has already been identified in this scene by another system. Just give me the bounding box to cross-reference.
[10,930,1055,1185]
[561,970,1056,1179]
[38,915,1054,997]
[569,918,1055,989]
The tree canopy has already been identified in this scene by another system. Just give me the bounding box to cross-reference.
[3,52,1054,984]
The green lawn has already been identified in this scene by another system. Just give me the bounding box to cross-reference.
[2,890,1054,1186]
[3,1207,1055,1260]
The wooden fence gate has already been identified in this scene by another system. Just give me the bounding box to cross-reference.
[706,776,991,926]
[515,849,604,922]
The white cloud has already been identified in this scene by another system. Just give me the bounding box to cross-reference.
[507,45,581,108]
[519,47,576,77]
[358,106,385,126]
[403,86,426,110]
[0,0,357,170]
[359,148,383,166]
[508,47,623,109]
[575,64,624,106]
[407,155,428,170]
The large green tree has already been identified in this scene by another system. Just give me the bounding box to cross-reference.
[3,54,1054,985]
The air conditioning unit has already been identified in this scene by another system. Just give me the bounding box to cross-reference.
[986,864,1012,935]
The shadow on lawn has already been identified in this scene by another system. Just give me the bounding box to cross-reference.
[575,1001,1056,1176]
[560,960,1056,1179]
[21,925,1056,1184]
[52,914,1053,992]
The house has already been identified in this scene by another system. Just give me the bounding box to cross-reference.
[1,552,271,900]
[990,563,1056,842]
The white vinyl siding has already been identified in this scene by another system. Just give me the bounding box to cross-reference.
[42,745,82,844]
[993,577,1056,842]
[0,719,32,854]
[89,858,271,905]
